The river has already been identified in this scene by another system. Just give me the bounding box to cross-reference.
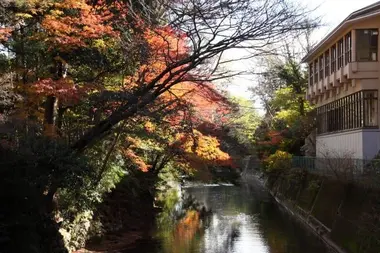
[123,180,331,253]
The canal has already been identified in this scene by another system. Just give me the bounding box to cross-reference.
[123,181,331,253]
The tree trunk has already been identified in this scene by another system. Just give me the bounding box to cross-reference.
[44,95,58,136]
[298,97,305,116]
[96,125,126,184]
[72,93,154,152]
[72,110,130,152]
[43,57,66,136]
[56,106,66,130]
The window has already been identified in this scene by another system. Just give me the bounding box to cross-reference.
[345,32,352,64]
[314,59,318,83]
[316,90,378,134]
[309,63,313,86]
[356,29,379,61]
[331,45,336,72]
[338,39,344,68]
[325,51,330,76]
[319,55,324,80]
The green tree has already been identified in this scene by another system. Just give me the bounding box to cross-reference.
[226,96,261,152]
[253,52,315,158]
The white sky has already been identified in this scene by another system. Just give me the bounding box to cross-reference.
[225,0,379,111]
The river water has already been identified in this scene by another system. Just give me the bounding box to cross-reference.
[123,181,331,253]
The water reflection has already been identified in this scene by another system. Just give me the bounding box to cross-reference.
[124,182,330,253]
[203,213,269,253]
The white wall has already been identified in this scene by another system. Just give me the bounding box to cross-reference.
[316,130,364,159]
[362,129,380,159]
[316,129,380,159]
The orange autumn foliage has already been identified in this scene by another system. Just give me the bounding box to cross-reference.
[40,0,118,48]
[124,26,189,88]
[267,130,283,145]
[123,149,151,172]
[1,0,118,48]
[175,210,201,242]
[0,28,12,42]
[3,0,233,174]
[166,82,231,125]
[257,130,284,146]
[175,130,232,168]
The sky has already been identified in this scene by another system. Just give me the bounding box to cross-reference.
[225,0,379,111]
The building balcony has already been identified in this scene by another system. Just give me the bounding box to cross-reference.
[329,71,339,88]
[305,28,380,102]
[307,61,379,99]
[324,72,337,90]
[313,83,320,96]
[348,61,379,79]
[337,67,347,83]
[314,73,334,96]
[317,77,324,93]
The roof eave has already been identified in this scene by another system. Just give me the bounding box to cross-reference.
[302,1,380,63]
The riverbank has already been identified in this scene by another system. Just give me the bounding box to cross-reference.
[269,190,345,253]
[244,168,380,253]
[72,173,159,253]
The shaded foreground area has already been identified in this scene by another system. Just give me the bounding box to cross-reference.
[74,172,159,253]
[121,182,330,253]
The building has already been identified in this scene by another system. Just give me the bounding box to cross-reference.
[303,2,380,159]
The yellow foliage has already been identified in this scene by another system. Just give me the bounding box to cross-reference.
[264,150,292,173]
[177,130,232,167]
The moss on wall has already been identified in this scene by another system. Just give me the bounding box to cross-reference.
[311,180,345,228]
[296,174,321,212]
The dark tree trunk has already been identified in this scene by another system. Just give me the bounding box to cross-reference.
[43,57,66,136]
[298,97,305,116]
[72,93,155,152]
[56,106,66,130]
[44,95,57,135]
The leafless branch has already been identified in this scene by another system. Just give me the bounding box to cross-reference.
[73,0,320,151]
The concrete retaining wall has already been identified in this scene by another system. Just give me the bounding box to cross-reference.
[266,171,380,253]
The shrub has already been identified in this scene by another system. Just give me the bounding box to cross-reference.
[264,150,292,173]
